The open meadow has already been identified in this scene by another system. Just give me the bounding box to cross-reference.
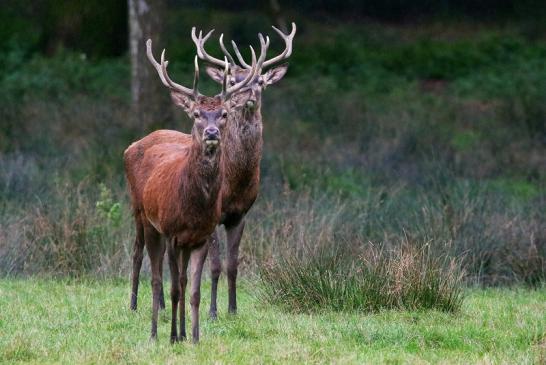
[1,279,545,364]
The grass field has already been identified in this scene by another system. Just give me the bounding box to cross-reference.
[0,279,545,364]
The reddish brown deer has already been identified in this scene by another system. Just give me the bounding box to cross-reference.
[127,24,296,319]
[124,39,257,342]
[192,23,296,318]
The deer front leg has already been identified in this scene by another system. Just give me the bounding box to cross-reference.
[168,243,180,343]
[226,218,245,315]
[190,241,209,343]
[208,230,221,320]
[178,247,190,341]
[144,225,161,340]
[159,283,166,309]
[130,217,145,311]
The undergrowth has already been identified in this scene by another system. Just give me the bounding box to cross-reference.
[258,240,465,313]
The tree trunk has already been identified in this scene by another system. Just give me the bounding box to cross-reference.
[129,0,170,131]
[268,0,288,33]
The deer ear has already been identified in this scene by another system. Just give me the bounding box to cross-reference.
[170,91,194,113]
[263,63,289,85]
[205,66,225,84]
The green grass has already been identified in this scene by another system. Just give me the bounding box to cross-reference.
[0,279,545,364]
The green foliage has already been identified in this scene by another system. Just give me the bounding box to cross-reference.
[279,160,370,197]
[486,178,541,201]
[380,36,526,80]
[451,130,481,151]
[96,183,122,228]
[0,50,129,102]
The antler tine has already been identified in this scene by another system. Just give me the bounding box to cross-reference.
[191,27,227,67]
[219,34,236,65]
[146,39,194,96]
[262,22,296,68]
[160,47,199,97]
[193,55,199,98]
[146,40,170,87]
[221,56,230,98]
[223,46,257,99]
[231,40,252,69]
[257,33,270,71]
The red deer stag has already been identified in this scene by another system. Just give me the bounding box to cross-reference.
[192,23,296,318]
[124,39,257,342]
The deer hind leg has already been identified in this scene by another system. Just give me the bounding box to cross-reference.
[178,247,190,340]
[208,229,221,320]
[158,237,166,310]
[226,218,245,315]
[130,215,145,311]
[144,224,162,340]
[168,241,180,343]
[190,241,209,343]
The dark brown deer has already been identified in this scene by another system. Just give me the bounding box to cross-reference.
[192,23,296,318]
[124,39,257,342]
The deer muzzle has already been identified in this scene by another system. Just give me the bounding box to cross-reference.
[204,126,220,146]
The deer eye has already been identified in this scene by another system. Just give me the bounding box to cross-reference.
[193,111,200,118]
[221,111,228,118]
[258,78,264,86]
[229,79,236,86]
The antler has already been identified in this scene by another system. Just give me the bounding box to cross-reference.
[193,26,270,73]
[230,32,270,71]
[219,34,237,65]
[262,22,296,68]
[221,46,258,100]
[191,28,228,68]
[146,39,199,98]
[230,22,296,70]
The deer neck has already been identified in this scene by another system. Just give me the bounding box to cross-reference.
[224,107,263,183]
[184,131,223,200]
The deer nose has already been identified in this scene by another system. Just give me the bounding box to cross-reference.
[204,126,220,140]
[246,98,257,110]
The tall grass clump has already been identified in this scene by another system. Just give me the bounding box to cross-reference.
[258,238,465,313]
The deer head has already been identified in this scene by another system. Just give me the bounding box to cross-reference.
[191,23,296,113]
[146,39,257,152]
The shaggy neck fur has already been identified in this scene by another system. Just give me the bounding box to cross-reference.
[181,127,223,211]
[223,105,263,188]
